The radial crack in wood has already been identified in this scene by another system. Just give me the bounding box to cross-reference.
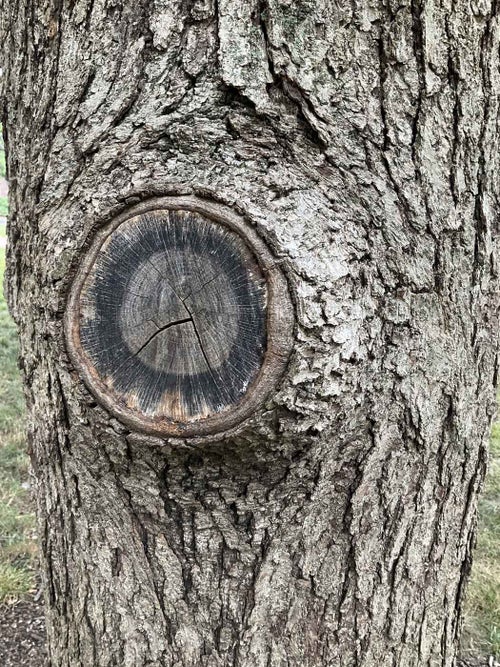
[66,199,294,438]
[133,317,194,357]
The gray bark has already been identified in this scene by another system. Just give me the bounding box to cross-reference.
[1,1,500,666]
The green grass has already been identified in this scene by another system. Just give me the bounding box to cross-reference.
[0,220,37,604]
[0,196,8,217]
[0,126,5,179]
[462,420,500,660]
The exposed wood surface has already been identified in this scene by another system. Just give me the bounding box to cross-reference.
[66,197,294,437]
[78,208,267,424]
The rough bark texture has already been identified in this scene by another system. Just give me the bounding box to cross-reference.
[1,1,500,666]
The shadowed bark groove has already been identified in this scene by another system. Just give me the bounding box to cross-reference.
[1,0,500,666]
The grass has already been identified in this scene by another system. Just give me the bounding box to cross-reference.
[0,222,37,603]
[0,127,6,216]
[462,420,500,660]
[0,128,5,179]
[0,202,497,657]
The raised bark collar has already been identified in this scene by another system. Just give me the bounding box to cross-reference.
[65,196,295,439]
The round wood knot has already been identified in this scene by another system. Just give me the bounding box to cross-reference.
[65,197,294,439]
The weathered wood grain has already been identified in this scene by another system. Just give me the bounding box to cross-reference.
[68,199,293,436]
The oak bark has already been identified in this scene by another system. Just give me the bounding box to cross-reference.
[1,1,500,666]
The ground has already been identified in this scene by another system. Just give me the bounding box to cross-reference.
[0,592,47,666]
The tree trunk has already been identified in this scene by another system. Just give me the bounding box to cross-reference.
[1,1,499,666]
